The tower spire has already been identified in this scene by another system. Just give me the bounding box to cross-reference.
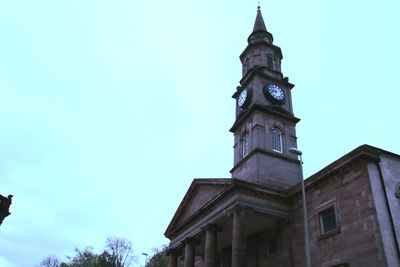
[248,5,273,44]
[252,5,267,33]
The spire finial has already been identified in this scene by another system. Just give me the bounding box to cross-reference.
[252,2,267,33]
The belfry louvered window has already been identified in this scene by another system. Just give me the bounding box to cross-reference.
[271,128,282,153]
[267,54,274,69]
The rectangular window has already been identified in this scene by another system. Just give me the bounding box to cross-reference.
[319,206,338,234]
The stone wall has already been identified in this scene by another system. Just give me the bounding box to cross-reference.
[368,154,400,267]
[291,160,388,267]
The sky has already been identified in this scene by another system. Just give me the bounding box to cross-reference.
[0,1,400,266]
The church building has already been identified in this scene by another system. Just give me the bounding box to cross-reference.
[164,7,400,267]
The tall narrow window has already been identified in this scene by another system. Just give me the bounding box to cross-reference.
[242,132,250,158]
[267,54,274,69]
[271,128,282,153]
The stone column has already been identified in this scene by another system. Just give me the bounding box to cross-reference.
[231,209,247,267]
[204,225,220,267]
[167,249,178,267]
[183,239,195,267]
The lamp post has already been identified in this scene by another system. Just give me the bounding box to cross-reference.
[289,147,311,267]
[142,252,148,267]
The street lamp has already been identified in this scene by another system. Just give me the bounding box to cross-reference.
[289,147,311,267]
[141,253,148,267]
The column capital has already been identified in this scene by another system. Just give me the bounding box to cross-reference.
[201,224,223,233]
[225,203,253,217]
[182,237,200,245]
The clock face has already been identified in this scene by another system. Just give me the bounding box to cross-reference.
[238,90,247,107]
[264,83,285,105]
[238,88,251,108]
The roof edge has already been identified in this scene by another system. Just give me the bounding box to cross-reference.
[288,144,390,195]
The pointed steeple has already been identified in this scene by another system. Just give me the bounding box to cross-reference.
[248,5,273,44]
[232,5,299,188]
[253,5,267,32]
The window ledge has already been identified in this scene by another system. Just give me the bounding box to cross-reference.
[318,228,341,240]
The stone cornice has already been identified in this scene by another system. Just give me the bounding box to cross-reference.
[239,42,283,61]
[233,68,294,95]
[230,148,299,174]
[230,104,300,133]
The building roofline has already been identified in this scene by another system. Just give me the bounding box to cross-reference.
[288,144,399,195]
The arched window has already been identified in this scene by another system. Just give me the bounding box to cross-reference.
[271,128,282,153]
[243,58,250,75]
[267,54,274,70]
[242,132,250,158]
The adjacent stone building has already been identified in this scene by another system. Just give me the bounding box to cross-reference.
[164,7,400,267]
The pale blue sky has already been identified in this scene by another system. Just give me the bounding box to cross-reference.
[0,1,399,266]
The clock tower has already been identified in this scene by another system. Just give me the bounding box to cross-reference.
[230,6,301,189]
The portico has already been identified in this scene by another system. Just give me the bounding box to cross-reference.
[165,179,291,267]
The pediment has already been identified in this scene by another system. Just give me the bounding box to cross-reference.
[165,179,232,237]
